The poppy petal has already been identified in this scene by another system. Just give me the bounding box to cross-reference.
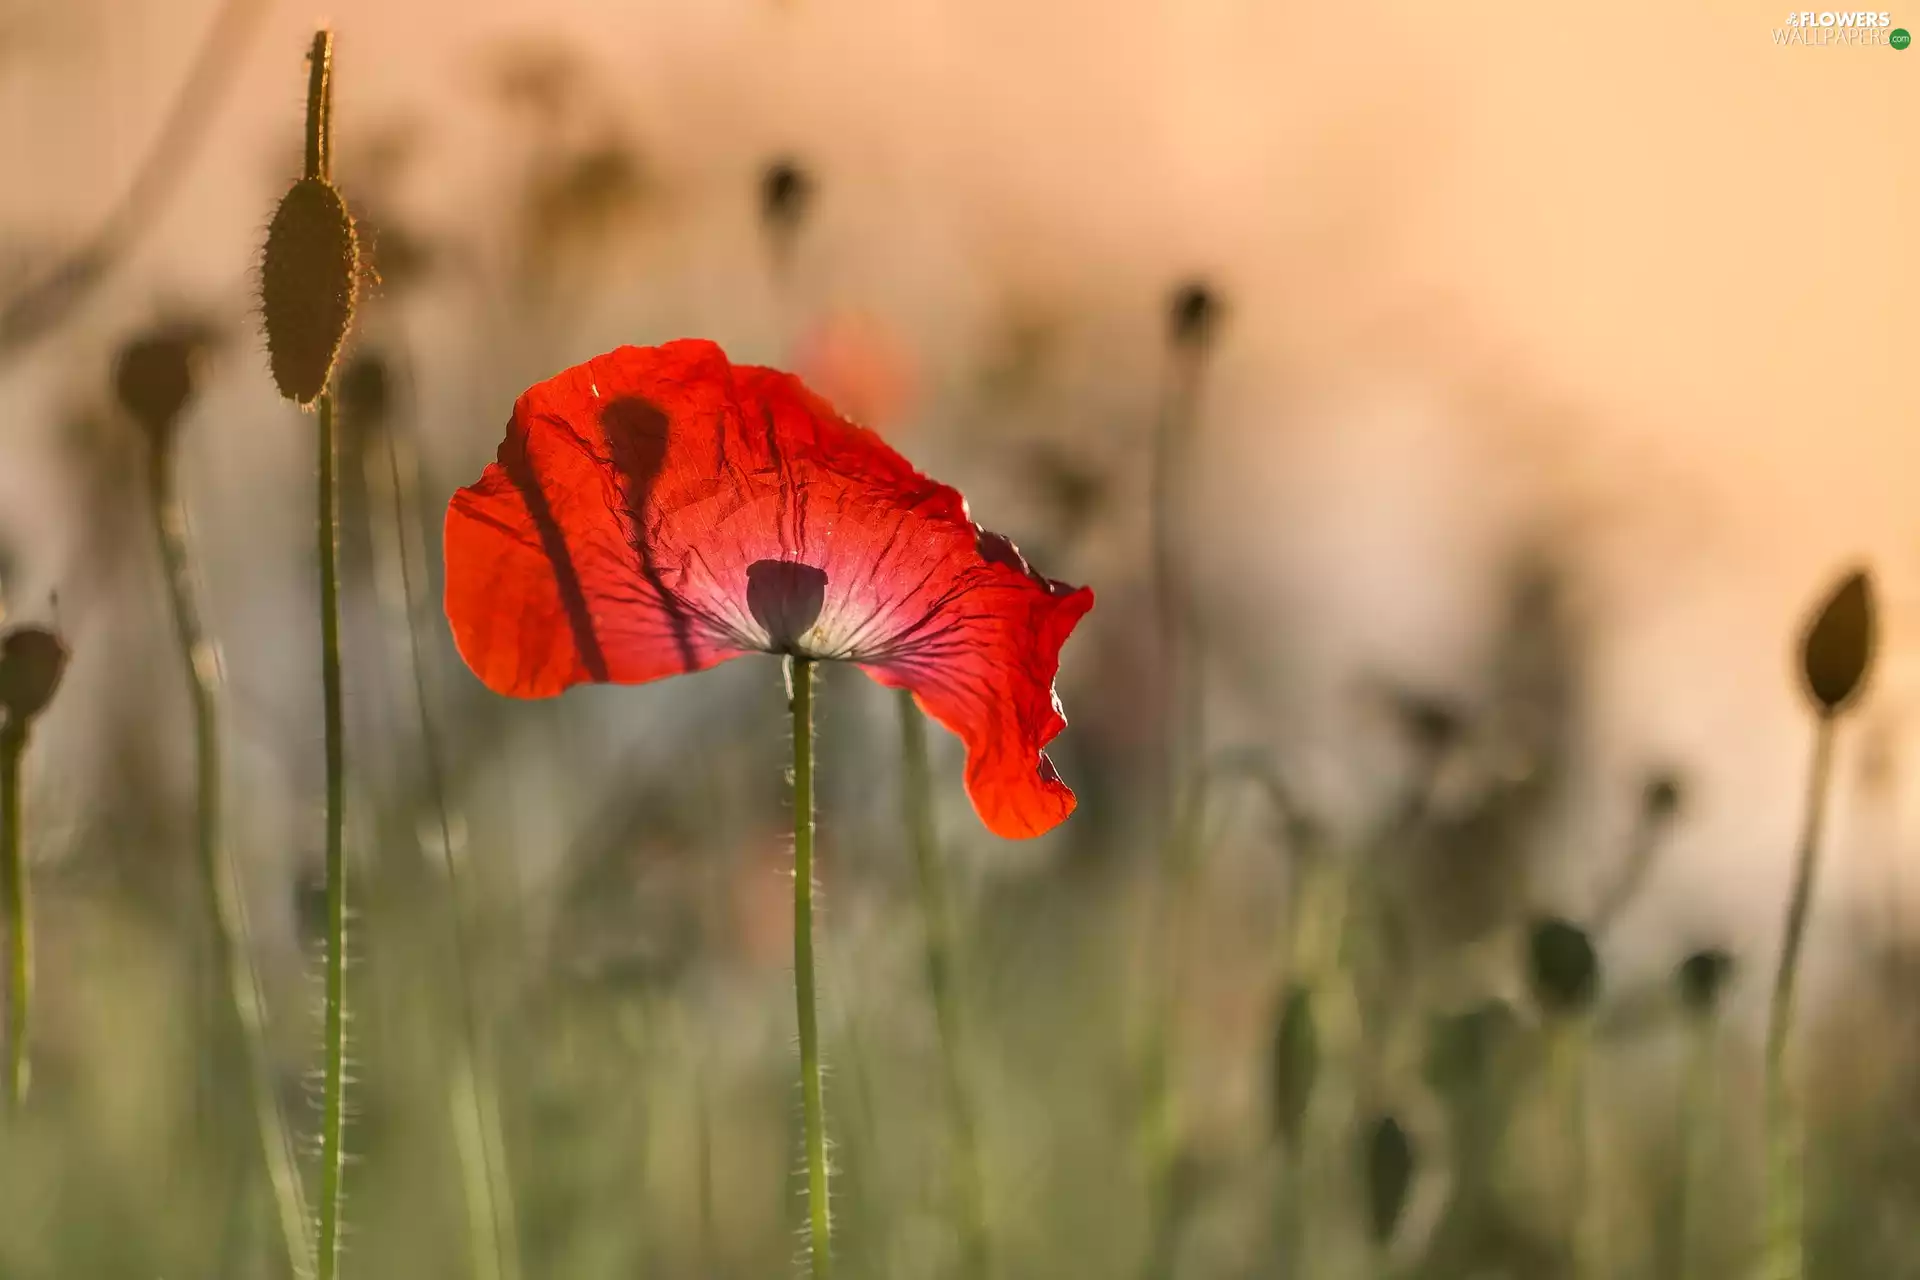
[443,341,757,695]
[444,340,1093,838]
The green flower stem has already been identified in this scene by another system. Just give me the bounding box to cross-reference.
[316,386,348,1280]
[1,719,29,1107]
[899,690,989,1278]
[1140,343,1210,1280]
[790,657,832,1278]
[1554,1023,1597,1280]
[377,410,521,1280]
[149,441,316,1277]
[1762,716,1837,1280]
[1677,1012,1719,1280]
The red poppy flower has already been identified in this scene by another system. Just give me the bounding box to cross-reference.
[444,339,1093,838]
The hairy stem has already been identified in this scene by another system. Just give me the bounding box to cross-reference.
[899,691,989,1278]
[1,721,28,1108]
[316,386,347,1280]
[1762,717,1836,1280]
[790,658,832,1278]
[149,441,316,1277]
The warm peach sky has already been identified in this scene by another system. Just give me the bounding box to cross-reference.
[1,0,1917,978]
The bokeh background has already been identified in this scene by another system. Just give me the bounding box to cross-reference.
[0,0,1916,1276]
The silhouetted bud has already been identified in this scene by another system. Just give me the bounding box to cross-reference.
[1393,690,1464,758]
[1676,948,1734,1017]
[1268,982,1317,1146]
[337,351,392,434]
[1800,568,1874,716]
[1642,770,1684,822]
[1526,916,1599,1017]
[260,176,359,404]
[1168,280,1221,350]
[1362,1113,1415,1245]
[0,627,68,727]
[760,157,813,235]
[114,326,206,443]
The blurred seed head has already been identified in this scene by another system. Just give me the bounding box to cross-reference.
[760,156,813,237]
[113,320,215,447]
[1362,1113,1415,1246]
[260,176,360,404]
[1268,981,1318,1146]
[1167,279,1222,351]
[1676,947,1734,1017]
[1526,916,1599,1017]
[1799,567,1875,717]
[1642,769,1685,823]
[0,625,69,729]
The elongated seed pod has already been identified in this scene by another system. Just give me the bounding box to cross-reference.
[1362,1113,1415,1245]
[1800,568,1874,716]
[261,176,358,405]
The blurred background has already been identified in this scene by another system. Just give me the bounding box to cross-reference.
[0,0,1916,1275]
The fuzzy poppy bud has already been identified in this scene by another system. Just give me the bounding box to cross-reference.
[1168,280,1221,350]
[1362,1113,1415,1245]
[1642,769,1684,822]
[260,176,359,404]
[0,627,68,728]
[1676,947,1734,1018]
[1268,981,1318,1146]
[1526,916,1599,1018]
[1799,568,1874,716]
[114,328,203,443]
[760,157,813,235]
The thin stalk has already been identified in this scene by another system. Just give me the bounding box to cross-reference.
[1676,1014,1719,1280]
[377,410,521,1280]
[316,386,347,1280]
[1592,815,1662,937]
[790,657,832,1278]
[1762,717,1836,1280]
[1555,1024,1598,1280]
[899,691,989,1278]
[148,441,316,1277]
[1139,340,1210,1280]
[1,721,28,1107]
[301,31,349,1280]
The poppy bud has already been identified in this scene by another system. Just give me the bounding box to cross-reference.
[1167,280,1221,350]
[1799,568,1874,716]
[1362,1113,1415,1245]
[1393,690,1464,759]
[760,157,813,235]
[114,328,203,443]
[260,176,359,405]
[1268,981,1318,1146]
[1642,769,1684,822]
[1676,947,1734,1018]
[0,627,68,728]
[1526,916,1599,1018]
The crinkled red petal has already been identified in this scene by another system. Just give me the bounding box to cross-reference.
[444,339,1093,838]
